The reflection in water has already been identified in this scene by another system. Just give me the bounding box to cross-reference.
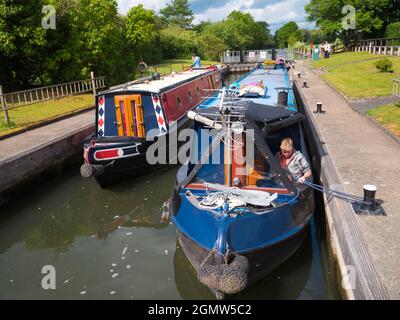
[0,163,332,299]
[0,165,180,299]
[174,220,328,300]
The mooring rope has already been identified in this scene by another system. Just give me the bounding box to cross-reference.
[303,180,372,205]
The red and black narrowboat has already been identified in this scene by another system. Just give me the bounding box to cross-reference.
[81,66,225,187]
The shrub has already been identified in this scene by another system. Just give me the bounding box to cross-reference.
[160,25,203,60]
[374,58,394,73]
[386,22,400,38]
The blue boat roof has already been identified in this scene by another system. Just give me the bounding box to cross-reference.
[199,67,296,111]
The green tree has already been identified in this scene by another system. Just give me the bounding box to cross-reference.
[126,5,158,49]
[305,0,390,49]
[0,0,47,90]
[256,21,274,47]
[300,29,312,43]
[159,25,201,59]
[309,29,324,44]
[381,2,400,37]
[386,22,400,38]
[199,31,229,61]
[224,11,261,49]
[203,11,270,50]
[160,0,194,29]
[275,22,302,48]
[64,0,133,85]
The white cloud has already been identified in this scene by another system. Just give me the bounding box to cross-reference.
[117,0,313,31]
[194,0,309,26]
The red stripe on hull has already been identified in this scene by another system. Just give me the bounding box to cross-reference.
[95,149,119,159]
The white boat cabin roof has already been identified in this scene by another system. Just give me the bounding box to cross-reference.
[107,68,216,94]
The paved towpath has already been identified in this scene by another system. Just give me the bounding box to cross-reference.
[0,110,94,164]
[297,65,400,299]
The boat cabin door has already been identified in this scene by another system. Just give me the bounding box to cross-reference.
[114,95,145,138]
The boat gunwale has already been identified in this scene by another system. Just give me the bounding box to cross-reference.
[97,67,224,96]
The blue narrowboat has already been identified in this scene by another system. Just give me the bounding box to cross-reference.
[169,65,314,299]
[80,66,225,187]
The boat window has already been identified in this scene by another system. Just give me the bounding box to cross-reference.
[130,100,138,136]
[189,126,225,185]
[191,142,225,185]
[188,90,193,103]
[119,100,128,136]
[176,96,182,110]
[196,87,201,97]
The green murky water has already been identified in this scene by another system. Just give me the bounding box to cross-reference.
[0,164,334,299]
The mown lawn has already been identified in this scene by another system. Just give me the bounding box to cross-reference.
[310,52,380,69]
[0,94,94,137]
[310,52,400,98]
[367,103,400,137]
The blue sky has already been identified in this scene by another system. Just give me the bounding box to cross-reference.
[116,0,315,32]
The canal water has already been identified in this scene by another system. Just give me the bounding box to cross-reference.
[0,72,339,300]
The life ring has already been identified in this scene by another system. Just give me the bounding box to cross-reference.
[138,61,148,73]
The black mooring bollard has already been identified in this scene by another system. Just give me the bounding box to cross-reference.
[303,81,308,88]
[361,184,377,211]
[363,184,377,201]
[297,72,301,78]
[354,184,385,215]
[357,185,377,214]
[315,102,323,113]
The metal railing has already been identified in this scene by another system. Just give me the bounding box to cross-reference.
[354,37,400,56]
[0,72,106,124]
[148,62,192,77]
[221,51,241,64]
[220,50,273,64]
[393,79,400,98]
[242,50,272,63]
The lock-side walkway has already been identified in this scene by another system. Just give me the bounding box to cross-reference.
[295,65,400,299]
[0,110,94,195]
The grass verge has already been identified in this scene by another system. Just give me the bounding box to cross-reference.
[310,52,400,99]
[367,102,400,137]
[0,94,94,137]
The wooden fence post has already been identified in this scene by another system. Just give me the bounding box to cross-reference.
[91,71,97,98]
[0,85,10,124]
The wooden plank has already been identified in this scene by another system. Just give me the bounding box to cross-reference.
[293,80,390,300]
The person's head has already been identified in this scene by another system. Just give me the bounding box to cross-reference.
[192,53,197,60]
[280,138,293,158]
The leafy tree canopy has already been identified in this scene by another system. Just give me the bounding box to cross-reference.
[160,0,194,29]
[305,0,390,47]
[126,4,158,49]
[386,22,400,38]
[203,11,272,50]
[275,21,302,48]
